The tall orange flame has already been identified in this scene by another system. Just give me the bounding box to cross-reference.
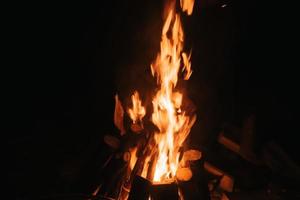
[111,1,198,200]
[117,0,196,191]
[149,1,196,183]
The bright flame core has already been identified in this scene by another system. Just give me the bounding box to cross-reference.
[122,0,196,185]
[150,3,196,183]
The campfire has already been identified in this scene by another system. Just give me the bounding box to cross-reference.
[11,0,300,200]
[103,0,203,199]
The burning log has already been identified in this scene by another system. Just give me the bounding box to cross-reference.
[146,150,158,181]
[116,130,155,198]
[176,167,193,181]
[127,175,151,200]
[178,180,211,200]
[182,149,202,161]
[151,182,179,200]
[217,132,240,154]
[204,162,224,177]
[127,177,184,200]
[180,149,202,167]
[99,159,128,198]
[204,162,234,193]
[219,175,234,193]
[104,134,120,150]
[219,115,260,165]
[218,131,259,164]
[125,148,206,200]
[179,152,211,200]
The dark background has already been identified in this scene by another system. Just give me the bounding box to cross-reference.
[8,0,297,198]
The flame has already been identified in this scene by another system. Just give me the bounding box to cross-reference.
[182,52,192,80]
[129,147,138,171]
[178,188,184,200]
[127,91,146,124]
[112,1,198,200]
[149,2,196,183]
[180,0,195,15]
[115,0,196,190]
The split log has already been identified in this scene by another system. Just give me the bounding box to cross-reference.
[218,131,259,164]
[204,162,234,192]
[128,175,151,200]
[104,134,120,150]
[220,175,234,192]
[176,167,193,181]
[218,132,240,154]
[262,141,300,183]
[178,155,210,200]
